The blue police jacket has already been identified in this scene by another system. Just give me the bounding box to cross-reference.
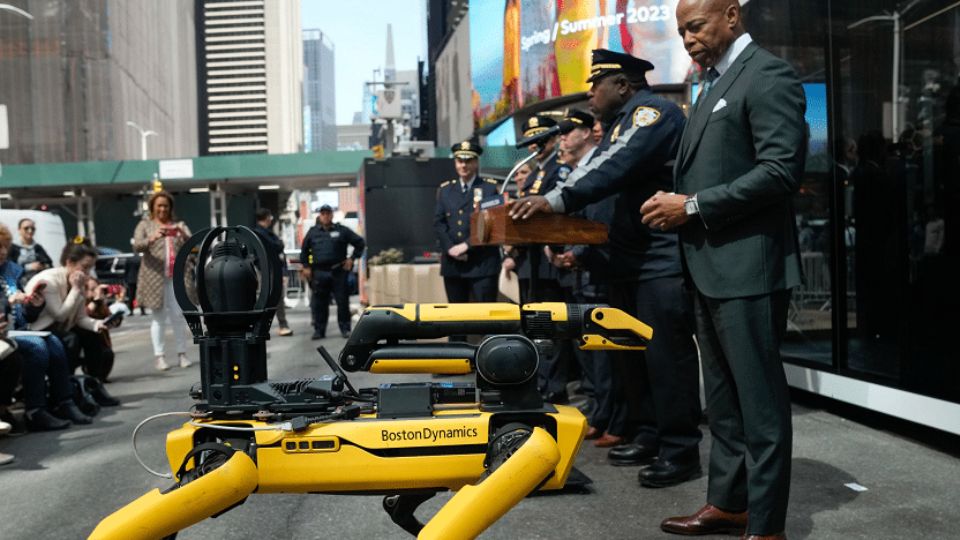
[433,175,501,278]
[514,149,572,281]
[300,223,365,270]
[545,88,684,281]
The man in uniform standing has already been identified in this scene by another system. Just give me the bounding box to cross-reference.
[433,140,501,344]
[511,50,703,486]
[300,205,365,340]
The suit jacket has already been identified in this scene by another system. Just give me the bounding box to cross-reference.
[433,176,501,278]
[674,42,806,299]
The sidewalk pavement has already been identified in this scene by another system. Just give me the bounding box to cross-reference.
[0,305,956,539]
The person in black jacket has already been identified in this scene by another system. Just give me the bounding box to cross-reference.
[10,218,54,287]
[253,208,293,336]
[300,205,365,340]
[253,209,293,337]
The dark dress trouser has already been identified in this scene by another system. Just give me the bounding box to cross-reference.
[608,275,702,460]
[311,268,351,335]
[696,289,792,535]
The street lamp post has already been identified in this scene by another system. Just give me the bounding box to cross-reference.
[126,120,158,160]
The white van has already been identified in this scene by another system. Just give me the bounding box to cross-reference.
[0,209,68,267]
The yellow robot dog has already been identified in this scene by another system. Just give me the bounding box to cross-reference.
[89,227,652,540]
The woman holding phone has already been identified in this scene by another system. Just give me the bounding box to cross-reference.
[0,224,93,430]
[131,191,192,371]
[26,241,120,407]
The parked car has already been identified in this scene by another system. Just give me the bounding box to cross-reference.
[95,247,137,285]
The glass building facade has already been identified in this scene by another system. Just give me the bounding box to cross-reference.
[742,0,960,408]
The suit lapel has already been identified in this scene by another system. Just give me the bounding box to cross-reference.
[677,43,760,175]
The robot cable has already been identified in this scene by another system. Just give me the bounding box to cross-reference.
[132,411,292,479]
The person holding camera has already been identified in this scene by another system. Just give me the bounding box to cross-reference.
[132,191,193,371]
[0,224,92,430]
[26,242,120,407]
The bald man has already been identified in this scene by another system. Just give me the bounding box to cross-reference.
[641,1,806,538]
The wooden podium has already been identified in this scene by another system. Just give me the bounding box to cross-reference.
[469,205,608,247]
[470,205,608,301]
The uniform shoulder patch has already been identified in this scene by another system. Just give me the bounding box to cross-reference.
[632,106,661,128]
[440,180,453,188]
[484,178,498,185]
[557,166,571,180]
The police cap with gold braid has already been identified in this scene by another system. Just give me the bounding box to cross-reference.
[451,139,483,160]
[558,108,596,134]
[520,115,558,139]
[586,48,655,83]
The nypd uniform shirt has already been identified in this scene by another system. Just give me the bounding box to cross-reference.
[300,223,365,270]
[433,175,501,278]
[514,149,571,281]
[544,89,685,281]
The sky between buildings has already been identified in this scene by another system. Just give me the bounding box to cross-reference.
[301,0,428,125]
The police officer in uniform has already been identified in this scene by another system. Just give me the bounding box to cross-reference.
[433,140,501,343]
[511,50,703,488]
[503,115,574,403]
[300,204,365,340]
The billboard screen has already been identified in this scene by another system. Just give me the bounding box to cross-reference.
[471,0,692,129]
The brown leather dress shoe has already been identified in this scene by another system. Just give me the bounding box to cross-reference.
[742,534,786,539]
[584,426,601,440]
[594,432,625,448]
[661,504,748,536]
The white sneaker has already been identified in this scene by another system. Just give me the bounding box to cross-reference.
[178,354,192,368]
[0,420,11,435]
[155,356,171,371]
[0,452,13,465]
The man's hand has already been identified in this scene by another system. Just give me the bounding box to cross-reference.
[640,190,690,231]
[300,267,313,281]
[508,196,553,220]
[556,250,578,269]
[342,258,354,271]
[447,242,469,261]
[502,257,516,272]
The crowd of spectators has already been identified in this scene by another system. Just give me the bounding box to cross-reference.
[0,222,125,465]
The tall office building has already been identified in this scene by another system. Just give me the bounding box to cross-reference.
[196,0,303,155]
[302,29,336,152]
[0,0,198,164]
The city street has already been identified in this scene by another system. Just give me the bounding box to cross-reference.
[0,305,955,539]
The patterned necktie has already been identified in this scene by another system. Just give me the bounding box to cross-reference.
[702,68,719,97]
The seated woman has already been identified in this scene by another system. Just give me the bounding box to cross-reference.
[26,241,119,407]
[0,225,91,430]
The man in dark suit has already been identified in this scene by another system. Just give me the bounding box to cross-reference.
[433,140,501,343]
[640,1,806,538]
[511,49,703,483]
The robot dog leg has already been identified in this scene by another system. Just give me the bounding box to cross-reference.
[89,448,257,540]
[418,425,560,540]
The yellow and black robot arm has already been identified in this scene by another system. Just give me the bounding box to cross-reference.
[338,302,652,373]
